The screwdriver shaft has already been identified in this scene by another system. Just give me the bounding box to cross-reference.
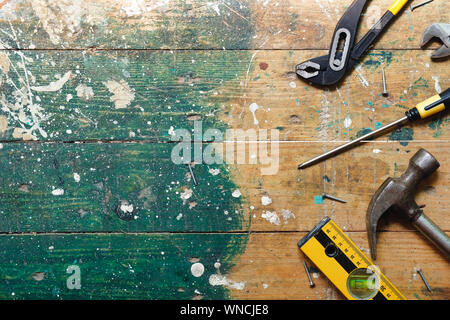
[299,116,409,170]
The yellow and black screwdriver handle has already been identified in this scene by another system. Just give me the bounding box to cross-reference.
[406,88,450,122]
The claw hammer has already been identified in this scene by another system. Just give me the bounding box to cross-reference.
[366,149,450,260]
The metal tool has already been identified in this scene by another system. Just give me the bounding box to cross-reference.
[421,23,450,59]
[366,148,450,260]
[411,0,433,11]
[322,193,347,204]
[298,217,406,300]
[298,88,450,170]
[417,269,432,292]
[296,0,409,86]
[187,163,198,186]
[303,261,315,287]
[381,68,389,97]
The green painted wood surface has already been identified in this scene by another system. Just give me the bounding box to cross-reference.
[0,0,255,300]
[0,233,248,299]
[0,142,249,233]
[0,49,252,142]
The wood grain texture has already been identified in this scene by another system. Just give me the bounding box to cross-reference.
[0,0,447,49]
[0,233,249,299]
[228,232,450,300]
[0,0,448,301]
[0,49,447,142]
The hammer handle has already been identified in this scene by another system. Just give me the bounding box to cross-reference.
[413,213,450,258]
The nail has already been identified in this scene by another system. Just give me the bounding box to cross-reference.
[322,193,347,204]
[303,261,315,288]
[382,68,388,97]
[417,269,432,292]
[411,0,433,11]
[187,163,198,186]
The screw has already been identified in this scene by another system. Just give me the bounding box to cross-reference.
[411,0,433,11]
[417,269,432,292]
[322,193,347,204]
[187,163,198,186]
[303,261,315,288]
[381,68,388,97]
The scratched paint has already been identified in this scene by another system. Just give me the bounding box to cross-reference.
[0,0,255,300]
[388,127,414,146]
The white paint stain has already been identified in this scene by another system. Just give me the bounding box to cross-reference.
[232,189,241,198]
[103,79,135,109]
[344,115,352,128]
[31,71,71,92]
[355,65,369,87]
[208,168,220,176]
[52,188,64,196]
[261,195,272,206]
[261,210,280,226]
[249,102,261,125]
[120,202,134,213]
[432,76,442,93]
[76,83,94,101]
[209,274,246,290]
[191,262,205,278]
[180,188,193,200]
[281,209,295,224]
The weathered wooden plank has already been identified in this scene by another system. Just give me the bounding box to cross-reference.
[0,0,447,49]
[0,233,248,299]
[0,49,447,142]
[0,49,251,142]
[228,232,450,300]
[0,142,248,233]
[223,49,450,142]
[231,141,450,232]
[0,231,447,300]
[0,140,448,233]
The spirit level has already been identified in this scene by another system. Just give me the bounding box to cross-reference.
[298,217,406,300]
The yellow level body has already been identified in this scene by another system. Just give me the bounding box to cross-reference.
[298,217,406,300]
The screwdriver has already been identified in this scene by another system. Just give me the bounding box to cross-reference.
[298,88,450,170]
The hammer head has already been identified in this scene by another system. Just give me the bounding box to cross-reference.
[366,149,440,260]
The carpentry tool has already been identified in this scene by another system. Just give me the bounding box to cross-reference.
[298,217,406,300]
[417,269,432,292]
[366,148,450,260]
[411,0,433,11]
[187,163,198,186]
[381,68,389,97]
[421,23,450,59]
[303,261,315,287]
[296,0,409,86]
[298,88,450,170]
[322,193,347,204]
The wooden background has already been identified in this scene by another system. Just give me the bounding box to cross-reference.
[0,0,448,300]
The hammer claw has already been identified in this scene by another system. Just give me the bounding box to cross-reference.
[366,149,450,260]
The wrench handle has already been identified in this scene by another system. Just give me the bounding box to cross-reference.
[412,212,450,259]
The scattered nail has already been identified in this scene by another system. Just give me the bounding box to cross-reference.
[411,0,433,11]
[417,269,432,292]
[187,163,198,186]
[303,261,315,288]
[382,68,388,97]
[322,193,347,204]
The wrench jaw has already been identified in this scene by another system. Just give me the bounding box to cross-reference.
[296,54,348,86]
[296,61,321,79]
[421,23,450,59]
